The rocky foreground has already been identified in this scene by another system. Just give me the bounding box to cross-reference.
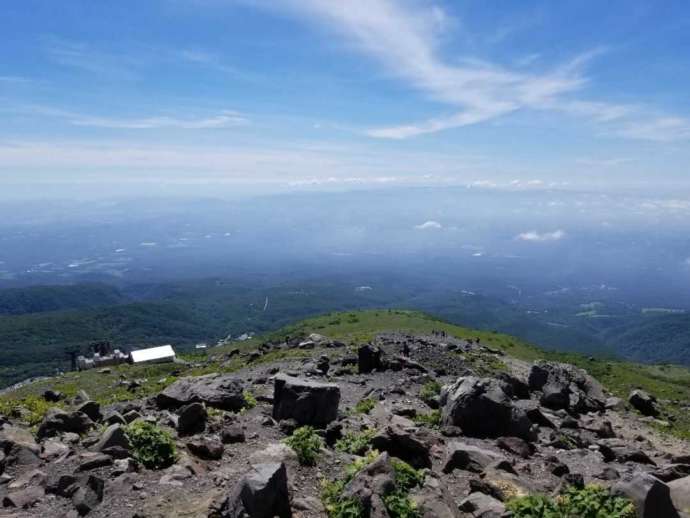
[0,332,689,517]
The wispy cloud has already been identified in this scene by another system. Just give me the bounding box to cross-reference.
[270,0,689,142]
[45,38,142,80]
[516,229,566,242]
[414,220,442,230]
[5,104,247,130]
[70,110,247,129]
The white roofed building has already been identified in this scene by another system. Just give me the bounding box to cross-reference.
[129,345,176,365]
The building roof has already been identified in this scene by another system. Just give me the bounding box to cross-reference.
[130,345,175,363]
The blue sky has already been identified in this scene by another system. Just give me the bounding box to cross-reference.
[1,0,690,198]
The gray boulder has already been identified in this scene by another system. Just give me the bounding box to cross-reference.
[272,374,340,426]
[371,416,434,469]
[177,402,207,436]
[358,344,385,373]
[37,408,93,439]
[528,361,605,414]
[441,377,535,441]
[187,437,224,460]
[156,374,246,411]
[92,424,131,453]
[2,487,44,509]
[218,462,291,518]
[0,425,41,466]
[342,452,396,518]
[668,476,690,515]
[72,475,104,516]
[629,390,659,417]
[76,401,102,423]
[612,473,679,518]
[443,442,504,474]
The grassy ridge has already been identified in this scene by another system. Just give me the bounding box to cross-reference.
[2,309,689,439]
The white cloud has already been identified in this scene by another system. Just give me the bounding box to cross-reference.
[516,229,566,242]
[414,220,442,230]
[70,110,247,129]
[269,0,690,142]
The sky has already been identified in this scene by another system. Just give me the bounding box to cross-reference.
[1,0,690,199]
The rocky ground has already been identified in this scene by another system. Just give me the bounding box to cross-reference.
[0,331,688,517]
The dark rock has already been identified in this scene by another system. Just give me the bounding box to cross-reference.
[358,344,385,373]
[76,401,102,423]
[458,492,505,517]
[177,402,207,436]
[528,361,605,414]
[217,462,291,518]
[342,452,396,517]
[441,376,535,441]
[272,374,340,427]
[37,408,93,439]
[613,473,679,518]
[102,412,127,426]
[72,475,105,516]
[596,466,620,481]
[651,464,690,483]
[278,418,298,435]
[0,425,41,466]
[443,442,503,474]
[2,487,44,509]
[122,410,142,423]
[221,425,246,444]
[551,463,570,477]
[316,355,330,375]
[72,390,91,406]
[187,437,224,460]
[411,474,460,518]
[496,436,534,459]
[46,474,79,497]
[496,373,530,400]
[43,390,64,402]
[93,424,131,453]
[77,453,113,471]
[156,374,246,411]
[371,417,434,469]
[325,421,343,446]
[629,390,660,417]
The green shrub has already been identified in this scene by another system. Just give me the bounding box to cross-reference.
[124,421,177,470]
[354,398,376,414]
[507,485,636,518]
[419,381,441,405]
[413,410,441,428]
[242,391,257,410]
[322,453,424,518]
[335,429,375,455]
[284,426,323,466]
[0,395,53,427]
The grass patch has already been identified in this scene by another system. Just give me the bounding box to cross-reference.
[124,421,177,470]
[419,381,441,406]
[0,394,55,427]
[412,410,441,429]
[354,398,376,415]
[507,485,635,518]
[335,428,376,455]
[322,452,424,518]
[284,425,323,466]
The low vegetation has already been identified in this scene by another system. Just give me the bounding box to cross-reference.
[418,380,441,406]
[123,421,177,470]
[506,485,636,518]
[284,425,324,466]
[412,410,441,428]
[335,429,376,455]
[322,452,424,518]
[353,397,376,415]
